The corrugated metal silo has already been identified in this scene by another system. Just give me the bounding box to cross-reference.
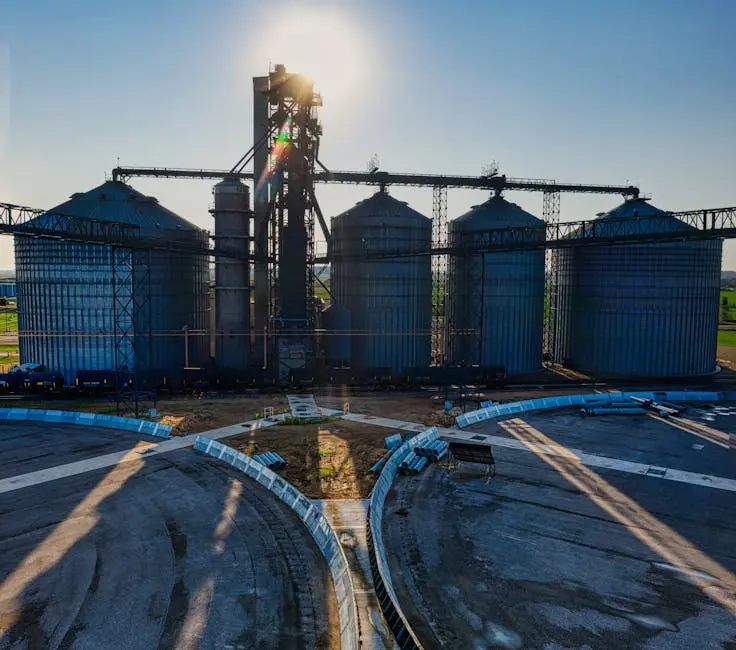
[14,181,209,383]
[330,190,431,373]
[446,195,545,374]
[0,284,16,298]
[322,302,351,366]
[211,178,251,371]
[551,198,722,376]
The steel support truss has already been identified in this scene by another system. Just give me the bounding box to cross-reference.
[542,190,560,358]
[111,246,153,418]
[319,205,736,261]
[431,185,448,365]
[111,166,640,198]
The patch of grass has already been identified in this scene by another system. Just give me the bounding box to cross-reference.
[317,449,335,459]
[281,416,308,425]
[319,467,336,479]
[720,291,736,322]
[718,329,736,347]
[281,415,336,425]
[0,344,19,352]
[720,290,736,304]
[0,309,17,333]
[243,440,257,455]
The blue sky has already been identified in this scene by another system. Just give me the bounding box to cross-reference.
[1,0,735,267]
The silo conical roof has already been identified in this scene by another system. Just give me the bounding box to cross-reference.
[334,190,430,224]
[454,195,543,229]
[37,180,200,231]
[593,197,692,234]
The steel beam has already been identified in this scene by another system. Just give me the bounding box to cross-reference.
[111,166,640,197]
[315,206,736,262]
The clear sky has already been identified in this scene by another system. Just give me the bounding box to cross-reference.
[1,0,735,268]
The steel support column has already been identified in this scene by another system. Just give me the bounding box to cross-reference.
[542,190,561,358]
[253,75,270,363]
[431,185,448,365]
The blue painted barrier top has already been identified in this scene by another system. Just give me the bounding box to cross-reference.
[0,408,171,438]
[457,391,722,428]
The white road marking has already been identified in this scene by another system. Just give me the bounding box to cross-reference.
[335,412,736,493]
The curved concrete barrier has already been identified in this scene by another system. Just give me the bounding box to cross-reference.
[368,426,439,649]
[194,436,360,650]
[457,391,722,428]
[0,407,171,438]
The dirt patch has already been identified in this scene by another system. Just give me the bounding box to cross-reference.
[222,419,397,499]
[20,394,292,436]
[717,346,736,369]
[319,392,447,425]
[151,394,291,434]
[19,389,599,436]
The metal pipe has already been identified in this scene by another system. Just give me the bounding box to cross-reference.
[182,325,190,368]
[262,325,268,370]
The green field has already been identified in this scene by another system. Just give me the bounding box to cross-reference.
[718,329,736,347]
[720,290,736,322]
[0,308,17,333]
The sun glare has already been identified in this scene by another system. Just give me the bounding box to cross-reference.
[252,6,369,110]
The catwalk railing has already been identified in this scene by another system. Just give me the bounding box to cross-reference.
[0,202,259,262]
[4,201,736,260]
[317,206,736,262]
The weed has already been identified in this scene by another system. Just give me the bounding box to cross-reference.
[281,416,307,425]
[244,441,257,456]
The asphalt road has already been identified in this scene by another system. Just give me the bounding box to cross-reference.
[383,409,736,649]
[0,421,162,479]
[0,423,339,649]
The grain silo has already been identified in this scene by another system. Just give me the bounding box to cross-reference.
[446,195,545,374]
[211,177,251,371]
[551,198,722,377]
[14,181,209,384]
[330,190,432,373]
[321,301,351,366]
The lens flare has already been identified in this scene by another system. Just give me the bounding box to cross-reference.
[256,117,291,200]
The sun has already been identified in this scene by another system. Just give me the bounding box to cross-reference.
[251,6,370,111]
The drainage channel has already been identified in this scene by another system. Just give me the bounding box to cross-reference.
[313,499,398,650]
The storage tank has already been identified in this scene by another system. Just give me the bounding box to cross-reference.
[211,177,251,371]
[551,198,722,376]
[14,181,209,384]
[330,190,431,373]
[446,195,545,374]
[322,301,351,366]
[0,283,16,298]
